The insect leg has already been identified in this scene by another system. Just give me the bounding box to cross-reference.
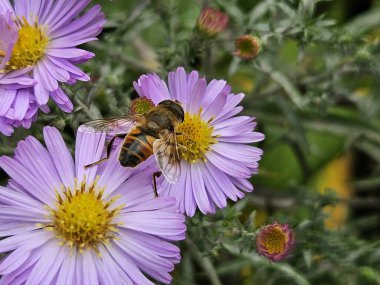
[152,171,162,198]
[84,133,127,169]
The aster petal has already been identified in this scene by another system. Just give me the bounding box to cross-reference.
[45,47,92,59]
[43,56,70,82]
[48,56,90,80]
[0,223,40,237]
[121,229,181,263]
[36,60,59,91]
[201,85,228,121]
[0,206,48,223]
[0,231,52,254]
[92,248,121,285]
[133,73,171,104]
[97,144,132,196]
[50,88,74,112]
[191,163,213,214]
[75,129,106,183]
[25,241,66,285]
[205,162,244,201]
[201,79,227,110]
[115,236,175,284]
[106,245,155,285]
[212,142,262,164]
[0,1,13,13]
[82,250,99,285]
[56,250,76,285]
[43,0,91,30]
[213,93,244,123]
[168,67,187,103]
[218,132,265,143]
[183,162,196,216]
[206,151,251,178]
[13,136,62,194]
[201,165,228,208]
[187,76,207,113]
[0,246,31,275]
[12,89,30,121]
[115,169,155,208]
[0,156,54,204]
[0,89,16,116]
[119,198,186,239]
[0,232,53,277]
[43,127,75,189]
[0,186,44,209]
[50,5,105,38]
[0,118,13,136]
[33,68,50,106]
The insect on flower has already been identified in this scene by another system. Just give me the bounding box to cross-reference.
[82,99,186,196]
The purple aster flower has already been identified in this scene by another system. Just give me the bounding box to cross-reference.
[133,67,264,216]
[256,222,295,262]
[0,126,186,284]
[0,11,38,135]
[0,1,105,135]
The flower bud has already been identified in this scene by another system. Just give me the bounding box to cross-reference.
[196,7,229,37]
[234,35,261,60]
[256,222,294,262]
[129,97,154,115]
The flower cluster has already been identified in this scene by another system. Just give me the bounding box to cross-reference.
[0,1,299,283]
[0,0,105,135]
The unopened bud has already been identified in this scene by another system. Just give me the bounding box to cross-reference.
[196,7,229,37]
[129,97,154,115]
[234,35,262,60]
[256,222,294,262]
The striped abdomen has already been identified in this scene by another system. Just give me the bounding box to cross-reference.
[119,128,155,167]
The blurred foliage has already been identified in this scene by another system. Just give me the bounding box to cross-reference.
[2,0,380,284]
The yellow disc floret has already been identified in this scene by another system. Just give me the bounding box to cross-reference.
[176,109,217,163]
[7,17,48,70]
[47,178,122,254]
[261,226,287,254]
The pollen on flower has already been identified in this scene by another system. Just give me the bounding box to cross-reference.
[176,109,217,163]
[7,17,48,70]
[46,177,122,254]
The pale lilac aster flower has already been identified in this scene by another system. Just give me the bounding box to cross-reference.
[134,67,264,216]
[0,11,38,135]
[0,126,186,284]
[256,222,295,262]
[0,1,105,135]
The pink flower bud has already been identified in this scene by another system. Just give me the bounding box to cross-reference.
[256,222,295,262]
[197,7,229,37]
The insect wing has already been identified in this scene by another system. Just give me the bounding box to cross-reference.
[80,116,140,134]
[153,135,181,183]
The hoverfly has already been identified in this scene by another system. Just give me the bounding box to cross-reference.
[81,100,185,196]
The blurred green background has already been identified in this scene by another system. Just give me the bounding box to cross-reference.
[2,0,380,284]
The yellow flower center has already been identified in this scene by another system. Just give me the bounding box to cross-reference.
[7,17,48,70]
[176,110,217,163]
[47,178,122,254]
[261,227,287,254]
